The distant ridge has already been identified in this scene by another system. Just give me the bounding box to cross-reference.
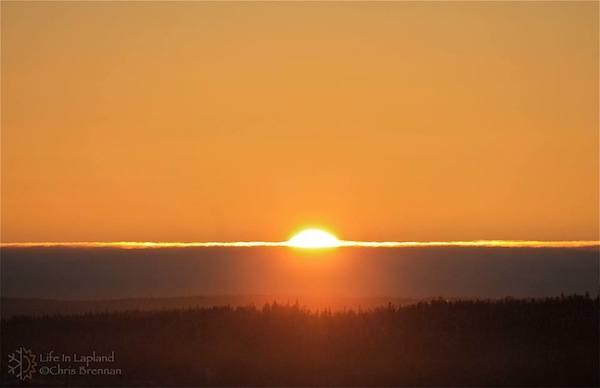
[1,295,418,318]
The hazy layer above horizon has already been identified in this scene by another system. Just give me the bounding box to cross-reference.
[2,246,597,300]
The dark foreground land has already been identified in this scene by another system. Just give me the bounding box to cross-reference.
[1,296,598,387]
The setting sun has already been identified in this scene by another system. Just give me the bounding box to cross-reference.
[287,229,341,249]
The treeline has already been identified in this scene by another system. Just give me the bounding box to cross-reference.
[1,295,598,386]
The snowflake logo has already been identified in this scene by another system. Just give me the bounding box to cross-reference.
[8,347,37,381]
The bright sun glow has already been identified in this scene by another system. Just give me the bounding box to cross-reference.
[287,228,342,248]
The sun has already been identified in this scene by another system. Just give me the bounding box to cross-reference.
[287,228,342,248]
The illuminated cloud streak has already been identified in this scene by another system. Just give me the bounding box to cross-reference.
[1,240,598,249]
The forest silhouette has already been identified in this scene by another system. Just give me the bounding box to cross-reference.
[1,295,597,387]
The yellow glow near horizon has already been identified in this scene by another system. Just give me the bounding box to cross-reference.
[287,229,342,249]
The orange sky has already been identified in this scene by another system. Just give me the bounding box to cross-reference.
[1,2,598,242]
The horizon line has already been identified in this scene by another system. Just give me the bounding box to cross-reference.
[1,240,599,249]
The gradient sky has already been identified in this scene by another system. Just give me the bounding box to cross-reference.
[1,1,598,242]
